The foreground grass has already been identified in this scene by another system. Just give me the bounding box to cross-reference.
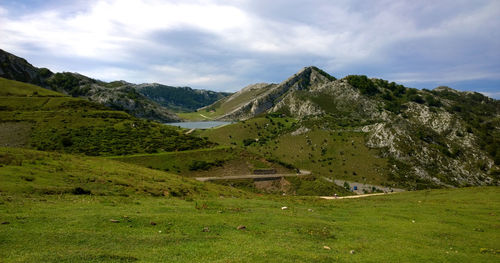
[0,187,498,262]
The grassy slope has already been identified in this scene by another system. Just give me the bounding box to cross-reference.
[0,77,211,155]
[110,146,293,178]
[200,116,393,187]
[0,77,62,97]
[0,147,245,198]
[178,86,271,121]
[1,180,498,262]
[110,146,352,196]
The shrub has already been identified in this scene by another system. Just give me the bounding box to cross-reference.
[425,95,442,107]
[243,138,255,146]
[346,75,379,96]
[72,187,91,195]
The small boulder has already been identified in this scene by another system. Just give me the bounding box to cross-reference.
[202,227,210,232]
[109,219,120,223]
[237,225,246,230]
[281,206,288,210]
[350,250,356,254]
[323,246,331,250]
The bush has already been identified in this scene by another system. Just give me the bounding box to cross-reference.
[61,137,73,147]
[72,187,91,195]
[425,95,442,107]
[188,160,224,171]
[243,138,255,146]
[346,75,379,96]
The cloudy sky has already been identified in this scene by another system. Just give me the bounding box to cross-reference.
[1,0,499,97]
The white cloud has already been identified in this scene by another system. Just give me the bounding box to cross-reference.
[149,62,236,87]
[0,0,498,92]
[0,0,250,60]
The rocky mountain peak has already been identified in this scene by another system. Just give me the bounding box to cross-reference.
[280,66,336,91]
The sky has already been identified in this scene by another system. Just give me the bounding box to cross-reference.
[0,0,499,98]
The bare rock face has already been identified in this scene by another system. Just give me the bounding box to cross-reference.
[362,99,496,187]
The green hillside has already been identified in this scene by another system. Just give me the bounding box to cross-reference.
[199,115,396,188]
[111,146,350,196]
[111,146,293,178]
[0,77,62,97]
[0,77,212,155]
[0,147,244,198]
[0,50,180,122]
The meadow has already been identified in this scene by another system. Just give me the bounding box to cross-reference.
[1,185,498,262]
[0,147,498,262]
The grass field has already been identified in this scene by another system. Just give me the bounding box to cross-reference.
[1,183,498,262]
[1,146,498,262]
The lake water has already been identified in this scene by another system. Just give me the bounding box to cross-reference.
[166,121,232,129]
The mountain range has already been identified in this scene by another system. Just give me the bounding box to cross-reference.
[196,66,499,188]
[1,49,498,189]
[0,49,230,122]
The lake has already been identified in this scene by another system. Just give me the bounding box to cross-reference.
[166,121,232,129]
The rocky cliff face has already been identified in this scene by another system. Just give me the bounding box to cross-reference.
[212,67,500,187]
